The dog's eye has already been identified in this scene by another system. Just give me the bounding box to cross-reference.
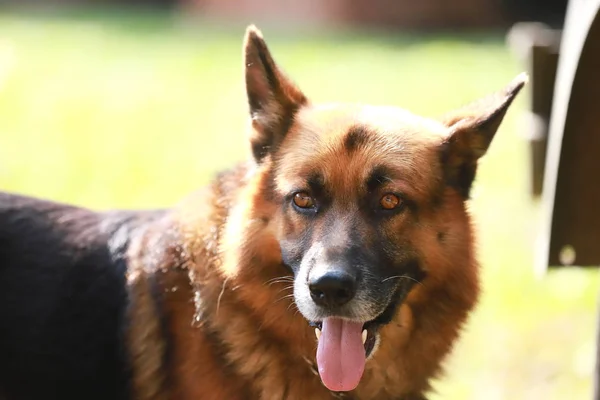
[380,193,401,210]
[293,192,315,209]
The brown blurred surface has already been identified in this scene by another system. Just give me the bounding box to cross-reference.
[183,0,505,29]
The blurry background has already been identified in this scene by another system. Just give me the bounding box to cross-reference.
[0,1,597,399]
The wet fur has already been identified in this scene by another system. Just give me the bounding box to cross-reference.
[0,27,526,400]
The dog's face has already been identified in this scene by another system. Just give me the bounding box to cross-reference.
[277,105,439,338]
[243,26,525,392]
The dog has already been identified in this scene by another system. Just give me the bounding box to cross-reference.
[0,26,526,400]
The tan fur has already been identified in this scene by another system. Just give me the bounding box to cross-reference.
[125,27,526,400]
[126,233,170,400]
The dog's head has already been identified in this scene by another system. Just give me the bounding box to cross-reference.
[242,26,525,392]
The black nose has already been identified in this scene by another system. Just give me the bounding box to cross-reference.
[308,270,357,307]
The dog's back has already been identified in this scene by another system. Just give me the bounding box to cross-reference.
[0,192,162,400]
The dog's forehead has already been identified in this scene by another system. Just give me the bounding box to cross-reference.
[296,103,448,141]
[274,103,446,197]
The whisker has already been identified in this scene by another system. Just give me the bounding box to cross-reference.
[286,301,299,313]
[275,285,294,294]
[265,276,294,286]
[267,279,294,286]
[216,277,229,316]
[381,275,423,286]
[274,294,295,304]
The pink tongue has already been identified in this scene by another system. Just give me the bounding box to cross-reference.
[316,318,366,392]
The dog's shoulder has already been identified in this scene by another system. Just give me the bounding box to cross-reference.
[123,163,259,400]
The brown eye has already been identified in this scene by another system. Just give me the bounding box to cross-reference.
[293,192,315,209]
[380,193,401,210]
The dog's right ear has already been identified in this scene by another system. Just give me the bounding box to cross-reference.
[439,73,527,198]
[244,25,308,163]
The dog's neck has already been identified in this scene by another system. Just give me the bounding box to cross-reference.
[194,163,332,398]
[124,163,479,400]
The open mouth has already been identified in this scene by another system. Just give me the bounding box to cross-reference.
[298,264,422,393]
[310,320,378,357]
[305,287,406,393]
[308,317,381,393]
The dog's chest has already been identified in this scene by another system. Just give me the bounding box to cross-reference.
[245,351,412,400]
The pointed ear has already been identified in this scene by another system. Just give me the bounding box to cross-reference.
[244,25,308,163]
[440,73,528,197]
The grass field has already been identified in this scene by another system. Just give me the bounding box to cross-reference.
[0,10,598,399]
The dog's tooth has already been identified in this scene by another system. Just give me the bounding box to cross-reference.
[362,329,367,344]
[315,328,321,340]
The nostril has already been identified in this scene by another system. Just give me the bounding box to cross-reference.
[313,290,325,299]
[308,270,357,308]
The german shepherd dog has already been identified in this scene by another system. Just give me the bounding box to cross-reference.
[0,26,526,400]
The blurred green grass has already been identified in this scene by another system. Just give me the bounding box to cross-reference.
[0,10,598,400]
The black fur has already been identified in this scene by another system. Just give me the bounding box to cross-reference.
[438,139,477,199]
[365,165,393,193]
[306,172,326,200]
[0,192,164,400]
[343,126,371,152]
[366,260,427,329]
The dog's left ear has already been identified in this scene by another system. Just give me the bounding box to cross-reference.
[244,25,308,163]
[440,73,528,197]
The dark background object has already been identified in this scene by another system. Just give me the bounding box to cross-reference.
[522,0,600,270]
[507,22,561,197]
[503,0,569,27]
[4,0,570,30]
